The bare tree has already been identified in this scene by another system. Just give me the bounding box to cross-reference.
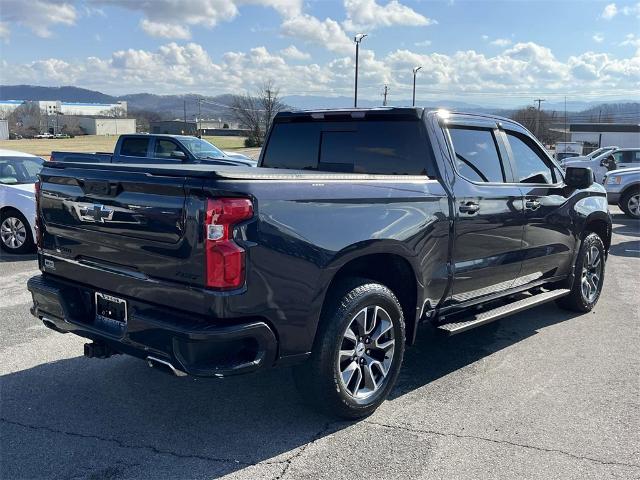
[8,102,42,137]
[232,81,285,147]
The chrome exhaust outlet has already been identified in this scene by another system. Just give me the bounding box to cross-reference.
[146,356,187,377]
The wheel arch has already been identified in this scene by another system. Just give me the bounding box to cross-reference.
[583,211,612,252]
[320,249,421,346]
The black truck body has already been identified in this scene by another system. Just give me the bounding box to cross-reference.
[28,108,611,417]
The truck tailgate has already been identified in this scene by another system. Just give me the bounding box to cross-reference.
[39,163,208,295]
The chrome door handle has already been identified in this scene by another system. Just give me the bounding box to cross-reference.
[459,202,480,214]
[525,199,541,210]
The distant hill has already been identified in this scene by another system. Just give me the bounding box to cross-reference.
[0,85,118,103]
[1,85,638,122]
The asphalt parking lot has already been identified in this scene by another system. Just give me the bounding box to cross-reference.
[1,208,638,480]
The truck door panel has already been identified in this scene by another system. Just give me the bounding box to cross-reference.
[501,129,574,283]
[445,123,525,306]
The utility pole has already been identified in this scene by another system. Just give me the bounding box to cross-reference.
[534,98,545,139]
[382,85,389,106]
[412,66,422,107]
[183,100,187,126]
[197,98,202,136]
[564,96,567,143]
[353,33,367,108]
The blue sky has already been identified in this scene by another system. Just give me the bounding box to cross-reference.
[0,0,639,106]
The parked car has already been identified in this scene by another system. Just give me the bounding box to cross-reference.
[603,167,640,218]
[0,149,44,253]
[564,147,640,183]
[559,145,618,166]
[28,108,611,418]
[51,134,257,167]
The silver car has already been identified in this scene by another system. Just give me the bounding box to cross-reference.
[603,167,640,218]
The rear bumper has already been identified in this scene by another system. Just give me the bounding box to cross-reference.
[27,274,278,377]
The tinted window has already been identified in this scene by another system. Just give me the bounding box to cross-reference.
[449,127,505,182]
[507,132,555,184]
[262,123,320,170]
[262,120,433,175]
[120,138,149,157]
[622,150,640,163]
[154,139,183,159]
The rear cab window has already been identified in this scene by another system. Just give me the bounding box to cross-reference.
[261,117,435,176]
[120,138,149,157]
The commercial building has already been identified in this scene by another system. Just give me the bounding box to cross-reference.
[0,100,127,117]
[570,123,640,149]
[75,117,136,135]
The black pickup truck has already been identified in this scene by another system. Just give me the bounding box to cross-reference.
[28,108,611,418]
[50,134,257,167]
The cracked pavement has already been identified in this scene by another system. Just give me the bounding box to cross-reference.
[1,208,638,480]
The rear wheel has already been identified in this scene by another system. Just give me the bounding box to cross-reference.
[619,188,640,219]
[293,279,405,419]
[0,209,34,254]
[557,232,605,312]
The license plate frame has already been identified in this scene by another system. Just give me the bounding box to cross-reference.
[95,292,128,325]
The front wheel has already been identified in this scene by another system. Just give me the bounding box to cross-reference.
[619,188,640,219]
[557,232,606,312]
[293,279,405,419]
[0,209,34,254]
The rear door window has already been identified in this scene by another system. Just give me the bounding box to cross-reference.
[120,138,149,157]
[154,139,185,160]
[448,127,506,182]
[505,131,556,184]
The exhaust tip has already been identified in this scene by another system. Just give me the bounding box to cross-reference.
[146,356,187,377]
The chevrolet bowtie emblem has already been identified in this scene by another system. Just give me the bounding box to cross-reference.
[78,204,114,223]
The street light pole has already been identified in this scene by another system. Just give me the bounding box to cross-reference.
[353,33,367,108]
[412,66,422,107]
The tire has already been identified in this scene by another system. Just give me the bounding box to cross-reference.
[619,188,640,219]
[0,209,34,254]
[293,278,405,419]
[556,232,606,312]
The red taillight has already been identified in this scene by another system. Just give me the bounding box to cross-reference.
[205,198,253,289]
[49,153,56,162]
[34,180,42,249]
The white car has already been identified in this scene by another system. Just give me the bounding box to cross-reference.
[564,147,640,183]
[0,149,44,254]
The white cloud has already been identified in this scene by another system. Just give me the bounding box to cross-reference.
[602,3,618,19]
[0,22,9,41]
[620,33,640,49]
[481,34,489,41]
[490,38,512,47]
[3,41,638,101]
[343,0,436,30]
[280,45,311,60]
[140,19,191,39]
[1,0,76,37]
[281,14,353,54]
[414,40,432,47]
[592,33,604,43]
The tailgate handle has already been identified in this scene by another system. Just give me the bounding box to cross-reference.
[81,180,112,196]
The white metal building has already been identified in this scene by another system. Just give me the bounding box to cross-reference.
[0,120,8,140]
[0,100,127,117]
[76,117,136,135]
[570,123,640,149]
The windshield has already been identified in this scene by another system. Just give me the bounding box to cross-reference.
[0,157,44,185]
[588,147,614,159]
[179,137,225,159]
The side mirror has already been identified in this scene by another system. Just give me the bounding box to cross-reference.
[171,150,186,160]
[600,158,609,167]
[565,166,594,189]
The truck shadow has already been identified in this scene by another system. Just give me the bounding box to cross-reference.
[0,303,579,479]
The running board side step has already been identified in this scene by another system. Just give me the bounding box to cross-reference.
[436,289,571,335]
